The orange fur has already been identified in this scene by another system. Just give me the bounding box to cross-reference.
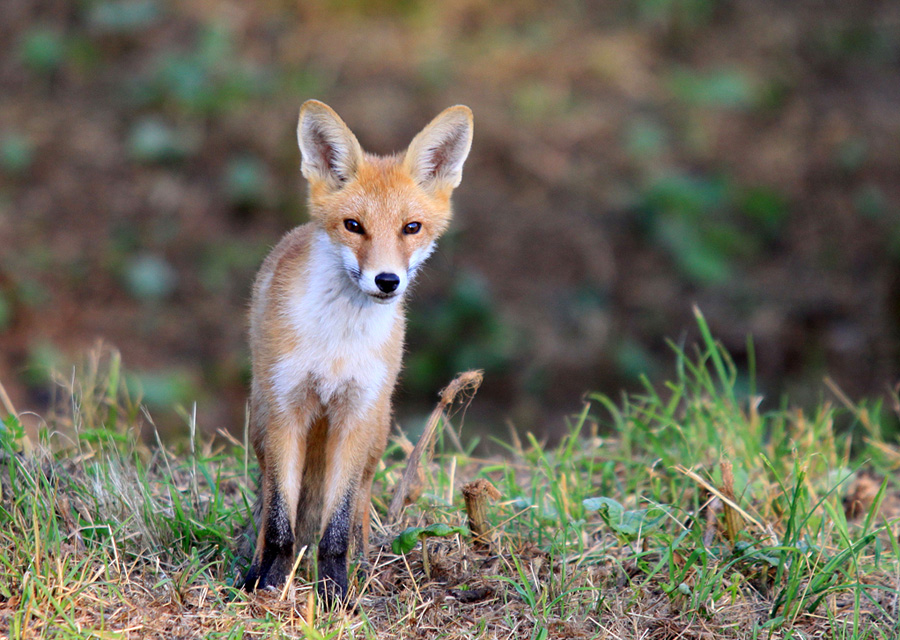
[241,100,473,600]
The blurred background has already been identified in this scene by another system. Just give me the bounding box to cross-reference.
[1,0,899,441]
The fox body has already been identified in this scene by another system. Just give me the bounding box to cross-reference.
[241,100,473,600]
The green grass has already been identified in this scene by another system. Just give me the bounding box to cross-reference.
[1,312,899,638]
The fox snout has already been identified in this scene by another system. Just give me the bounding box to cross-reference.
[345,259,409,302]
[356,268,407,302]
[337,234,436,303]
[374,272,400,293]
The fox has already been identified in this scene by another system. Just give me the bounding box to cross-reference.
[240,100,474,601]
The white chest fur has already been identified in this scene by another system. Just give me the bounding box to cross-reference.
[271,230,399,417]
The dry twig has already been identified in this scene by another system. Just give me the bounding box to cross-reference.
[462,478,502,551]
[387,370,483,523]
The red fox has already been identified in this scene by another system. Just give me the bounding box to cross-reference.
[241,100,473,601]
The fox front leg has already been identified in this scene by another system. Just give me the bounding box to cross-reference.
[243,409,309,591]
[242,483,294,590]
[317,490,354,604]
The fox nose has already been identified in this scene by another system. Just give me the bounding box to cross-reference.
[374,272,400,294]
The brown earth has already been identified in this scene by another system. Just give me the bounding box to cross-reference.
[1,0,899,439]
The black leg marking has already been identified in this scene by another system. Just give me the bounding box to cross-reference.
[318,491,353,605]
[242,489,293,591]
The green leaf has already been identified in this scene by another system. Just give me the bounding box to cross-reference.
[87,0,162,34]
[668,68,758,109]
[392,527,422,555]
[740,187,789,231]
[19,28,65,75]
[624,118,668,160]
[583,496,623,519]
[224,156,267,208]
[128,119,193,164]
[644,173,728,220]
[0,414,26,450]
[126,369,197,408]
[584,497,666,538]
[391,523,469,555]
[420,523,468,539]
[0,134,35,174]
[123,254,177,301]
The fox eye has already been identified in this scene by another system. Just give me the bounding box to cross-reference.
[403,222,422,235]
[344,219,364,234]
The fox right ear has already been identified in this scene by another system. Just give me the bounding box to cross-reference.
[403,105,473,196]
[297,100,364,189]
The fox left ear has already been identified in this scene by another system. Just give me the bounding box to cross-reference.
[403,105,473,195]
[298,100,364,190]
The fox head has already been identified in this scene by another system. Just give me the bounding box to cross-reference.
[297,100,473,303]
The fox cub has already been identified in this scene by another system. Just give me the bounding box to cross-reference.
[241,100,473,601]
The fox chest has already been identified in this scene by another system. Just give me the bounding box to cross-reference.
[270,295,401,414]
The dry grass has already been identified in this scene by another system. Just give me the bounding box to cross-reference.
[3,317,900,639]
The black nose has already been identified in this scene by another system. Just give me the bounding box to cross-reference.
[374,272,400,293]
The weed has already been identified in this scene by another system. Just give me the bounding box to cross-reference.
[1,314,899,637]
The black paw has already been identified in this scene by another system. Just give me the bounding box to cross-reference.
[317,556,350,607]
[242,552,293,591]
[317,576,353,611]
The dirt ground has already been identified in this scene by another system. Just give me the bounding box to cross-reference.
[1,0,899,439]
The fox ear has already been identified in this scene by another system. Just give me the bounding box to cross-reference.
[404,105,473,195]
[297,100,364,189]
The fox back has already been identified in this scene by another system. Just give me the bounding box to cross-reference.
[241,100,473,602]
